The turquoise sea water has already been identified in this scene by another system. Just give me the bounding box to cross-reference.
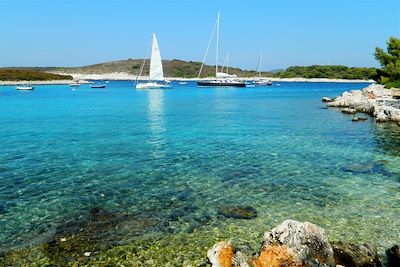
[0,81,399,262]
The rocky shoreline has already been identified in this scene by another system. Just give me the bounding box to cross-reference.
[207,219,399,267]
[323,84,400,123]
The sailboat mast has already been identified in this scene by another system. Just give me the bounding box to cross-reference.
[227,53,229,74]
[259,52,263,78]
[216,12,220,77]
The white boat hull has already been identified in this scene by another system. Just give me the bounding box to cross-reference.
[16,86,34,90]
[136,82,171,89]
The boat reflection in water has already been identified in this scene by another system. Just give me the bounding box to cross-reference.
[146,89,166,159]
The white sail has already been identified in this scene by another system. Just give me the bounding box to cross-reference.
[149,33,164,81]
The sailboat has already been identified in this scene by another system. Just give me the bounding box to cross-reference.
[254,53,272,86]
[197,12,246,87]
[136,33,171,89]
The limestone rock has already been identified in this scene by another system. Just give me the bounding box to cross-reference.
[386,245,400,267]
[208,241,234,267]
[232,251,251,267]
[331,242,381,267]
[322,97,334,102]
[352,117,368,122]
[374,105,400,122]
[325,83,400,123]
[341,108,356,114]
[262,220,335,267]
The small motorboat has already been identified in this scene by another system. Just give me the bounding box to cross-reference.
[90,84,106,88]
[245,81,255,87]
[16,85,34,90]
[254,79,272,86]
[179,81,187,85]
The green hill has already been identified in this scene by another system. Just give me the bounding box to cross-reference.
[274,65,377,80]
[50,59,270,78]
[56,60,377,80]
[0,69,73,81]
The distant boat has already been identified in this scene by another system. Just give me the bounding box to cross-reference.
[90,84,106,88]
[16,84,34,90]
[197,12,246,88]
[136,33,171,89]
[179,81,187,85]
[69,82,80,87]
[253,53,272,86]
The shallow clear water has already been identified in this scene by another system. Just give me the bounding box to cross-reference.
[0,81,399,258]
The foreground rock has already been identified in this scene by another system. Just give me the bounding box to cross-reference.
[332,241,381,267]
[323,84,400,122]
[262,220,335,267]
[208,220,336,267]
[386,245,400,267]
[208,241,235,267]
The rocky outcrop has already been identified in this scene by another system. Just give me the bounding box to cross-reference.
[324,84,400,122]
[322,97,334,102]
[341,108,356,114]
[386,245,400,267]
[262,220,335,267]
[331,242,381,267]
[207,220,336,267]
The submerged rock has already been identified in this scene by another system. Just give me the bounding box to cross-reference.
[341,108,357,114]
[218,205,258,219]
[342,162,386,174]
[44,208,161,264]
[352,117,368,122]
[331,241,381,267]
[0,204,6,214]
[262,220,335,267]
[386,245,400,267]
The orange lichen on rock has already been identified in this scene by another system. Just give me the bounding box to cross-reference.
[207,241,234,267]
[253,245,305,267]
[218,243,234,267]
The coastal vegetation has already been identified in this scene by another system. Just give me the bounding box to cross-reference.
[48,59,378,80]
[375,36,400,88]
[0,69,72,81]
[273,65,377,80]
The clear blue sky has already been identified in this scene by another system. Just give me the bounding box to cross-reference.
[0,0,399,70]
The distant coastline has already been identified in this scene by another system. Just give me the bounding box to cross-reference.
[0,75,374,86]
[60,72,373,83]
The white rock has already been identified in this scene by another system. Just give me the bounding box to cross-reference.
[262,219,335,267]
[84,251,91,257]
